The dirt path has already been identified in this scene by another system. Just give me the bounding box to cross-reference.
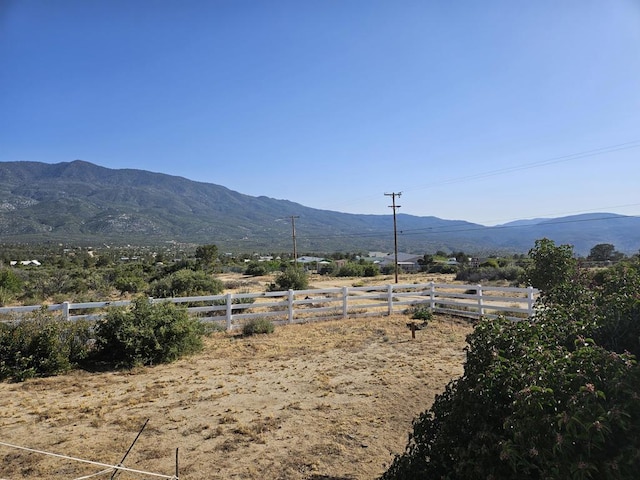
[0,313,471,479]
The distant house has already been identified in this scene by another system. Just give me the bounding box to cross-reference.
[376,253,422,271]
[10,260,41,266]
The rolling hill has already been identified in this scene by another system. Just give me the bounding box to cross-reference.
[0,160,638,256]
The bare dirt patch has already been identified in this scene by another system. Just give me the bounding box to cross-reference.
[0,313,471,480]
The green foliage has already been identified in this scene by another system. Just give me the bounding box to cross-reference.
[456,265,524,284]
[524,238,577,294]
[588,243,624,262]
[148,268,224,298]
[362,263,380,277]
[382,242,640,480]
[114,273,147,294]
[268,266,308,291]
[94,297,204,368]
[336,262,365,277]
[0,310,92,382]
[408,305,432,322]
[242,318,275,336]
[0,268,23,295]
[244,262,268,276]
[195,244,218,270]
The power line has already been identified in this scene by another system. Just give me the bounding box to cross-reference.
[313,140,640,213]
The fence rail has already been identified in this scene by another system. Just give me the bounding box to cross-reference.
[0,283,539,330]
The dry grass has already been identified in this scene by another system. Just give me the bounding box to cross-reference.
[0,273,471,479]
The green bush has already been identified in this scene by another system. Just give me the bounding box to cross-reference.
[382,244,640,480]
[244,262,268,276]
[456,265,524,283]
[268,266,308,291]
[0,310,92,382]
[408,305,432,322]
[94,297,204,368]
[336,262,365,277]
[0,268,23,305]
[148,268,224,298]
[242,318,275,336]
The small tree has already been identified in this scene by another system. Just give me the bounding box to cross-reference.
[148,269,223,298]
[268,266,308,291]
[195,244,218,271]
[94,297,204,368]
[588,243,623,262]
[524,238,577,294]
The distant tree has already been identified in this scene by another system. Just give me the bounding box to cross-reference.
[268,266,308,291]
[195,244,218,271]
[418,254,435,272]
[524,238,577,294]
[148,269,223,298]
[588,243,623,262]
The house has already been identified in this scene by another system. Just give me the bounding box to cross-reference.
[10,260,41,266]
[376,253,422,272]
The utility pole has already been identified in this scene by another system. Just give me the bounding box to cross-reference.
[385,192,401,283]
[289,215,300,267]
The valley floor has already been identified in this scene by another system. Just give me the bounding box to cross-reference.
[0,313,471,480]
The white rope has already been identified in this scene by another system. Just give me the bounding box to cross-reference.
[0,441,177,479]
[72,467,113,479]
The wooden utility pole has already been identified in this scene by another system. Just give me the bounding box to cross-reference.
[385,192,401,283]
[289,215,300,267]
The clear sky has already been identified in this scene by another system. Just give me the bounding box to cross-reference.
[1,0,639,226]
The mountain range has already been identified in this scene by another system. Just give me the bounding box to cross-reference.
[0,160,638,256]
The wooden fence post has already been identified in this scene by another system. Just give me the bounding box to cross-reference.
[342,286,348,318]
[429,282,435,311]
[288,290,295,324]
[527,286,535,317]
[225,293,233,331]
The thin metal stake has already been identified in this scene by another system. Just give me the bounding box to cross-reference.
[111,418,150,479]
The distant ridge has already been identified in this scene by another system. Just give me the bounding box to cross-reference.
[1,160,638,255]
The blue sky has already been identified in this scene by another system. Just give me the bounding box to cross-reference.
[1,0,639,226]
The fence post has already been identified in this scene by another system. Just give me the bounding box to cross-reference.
[387,284,394,315]
[429,282,435,311]
[527,286,535,317]
[225,293,233,331]
[342,286,348,318]
[477,284,484,317]
[62,301,70,321]
[288,290,295,324]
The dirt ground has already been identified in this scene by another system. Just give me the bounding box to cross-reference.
[0,273,472,480]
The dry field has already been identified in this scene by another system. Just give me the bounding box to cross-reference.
[1,273,473,479]
[0,315,472,480]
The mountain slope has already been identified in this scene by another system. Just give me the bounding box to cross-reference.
[0,160,638,255]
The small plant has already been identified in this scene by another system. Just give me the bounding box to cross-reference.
[94,296,204,368]
[267,267,308,291]
[409,305,433,322]
[0,309,93,382]
[242,318,275,336]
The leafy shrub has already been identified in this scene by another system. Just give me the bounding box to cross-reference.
[408,305,432,322]
[244,262,268,276]
[148,268,224,298]
[94,297,204,368]
[382,243,640,480]
[456,266,524,283]
[362,263,380,277]
[0,268,23,305]
[268,267,308,291]
[336,262,365,277]
[242,318,275,336]
[0,310,92,382]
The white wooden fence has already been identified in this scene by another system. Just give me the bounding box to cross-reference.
[0,283,539,330]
